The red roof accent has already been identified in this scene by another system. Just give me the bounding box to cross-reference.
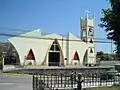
[73,51,79,60]
[26,49,35,60]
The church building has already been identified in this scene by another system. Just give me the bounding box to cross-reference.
[8,14,96,67]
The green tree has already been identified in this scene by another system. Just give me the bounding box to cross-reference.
[96,51,112,61]
[99,0,120,60]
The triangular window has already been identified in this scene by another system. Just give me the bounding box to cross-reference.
[90,48,93,53]
[50,39,60,51]
[26,49,35,60]
[90,39,93,43]
[50,45,54,50]
[73,51,79,60]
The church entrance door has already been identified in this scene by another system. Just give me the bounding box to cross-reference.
[49,52,60,66]
[48,39,62,66]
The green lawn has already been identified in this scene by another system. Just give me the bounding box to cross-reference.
[86,86,120,90]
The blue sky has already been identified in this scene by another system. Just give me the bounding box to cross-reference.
[0,0,114,53]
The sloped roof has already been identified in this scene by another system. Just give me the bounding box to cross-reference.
[8,29,85,43]
[9,29,67,40]
[20,29,41,37]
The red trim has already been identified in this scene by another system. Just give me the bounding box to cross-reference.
[73,51,79,60]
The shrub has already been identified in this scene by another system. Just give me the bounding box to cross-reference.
[112,83,120,87]
[100,72,115,80]
[27,61,32,65]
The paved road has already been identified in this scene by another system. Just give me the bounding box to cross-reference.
[0,75,32,90]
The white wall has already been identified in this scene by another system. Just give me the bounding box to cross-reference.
[8,31,66,66]
[8,30,90,66]
[68,33,88,65]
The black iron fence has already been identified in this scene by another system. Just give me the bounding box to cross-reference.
[33,72,120,90]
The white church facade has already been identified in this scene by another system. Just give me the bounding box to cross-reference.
[8,14,96,67]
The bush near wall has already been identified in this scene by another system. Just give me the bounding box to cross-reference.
[27,61,32,66]
[100,72,116,80]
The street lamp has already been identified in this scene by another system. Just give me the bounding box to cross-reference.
[2,52,7,71]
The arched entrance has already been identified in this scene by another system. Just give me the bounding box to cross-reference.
[4,43,20,65]
[83,50,88,66]
[48,39,63,66]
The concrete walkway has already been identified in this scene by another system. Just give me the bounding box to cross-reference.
[0,75,32,90]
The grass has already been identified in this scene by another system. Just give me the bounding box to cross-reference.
[0,73,54,78]
[86,86,120,90]
[0,72,32,78]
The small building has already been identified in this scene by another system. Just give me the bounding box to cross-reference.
[8,14,96,67]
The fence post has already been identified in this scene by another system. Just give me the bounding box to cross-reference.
[77,73,83,90]
[33,75,35,90]
[100,73,101,86]
[36,75,38,90]
[106,72,108,86]
[114,72,116,85]
[39,79,44,90]
[64,74,67,88]
[70,73,74,88]
[61,74,62,87]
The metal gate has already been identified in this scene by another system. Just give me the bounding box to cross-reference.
[32,72,120,90]
[32,74,81,90]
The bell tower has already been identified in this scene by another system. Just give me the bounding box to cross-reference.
[80,12,96,66]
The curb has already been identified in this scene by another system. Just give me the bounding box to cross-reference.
[0,73,32,78]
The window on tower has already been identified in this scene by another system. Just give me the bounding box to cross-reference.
[90,48,93,53]
[82,31,86,37]
[90,39,93,43]
[89,27,94,36]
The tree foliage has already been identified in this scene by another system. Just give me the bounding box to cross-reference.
[100,0,120,55]
[96,51,112,61]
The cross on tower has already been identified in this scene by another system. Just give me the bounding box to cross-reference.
[85,10,90,16]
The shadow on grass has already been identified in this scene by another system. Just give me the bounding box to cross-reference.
[86,86,120,90]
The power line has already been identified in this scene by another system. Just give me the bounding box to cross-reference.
[0,27,111,40]
[0,32,114,43]
[0,27,31,32]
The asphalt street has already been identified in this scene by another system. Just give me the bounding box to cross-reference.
[0,75,32,90]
